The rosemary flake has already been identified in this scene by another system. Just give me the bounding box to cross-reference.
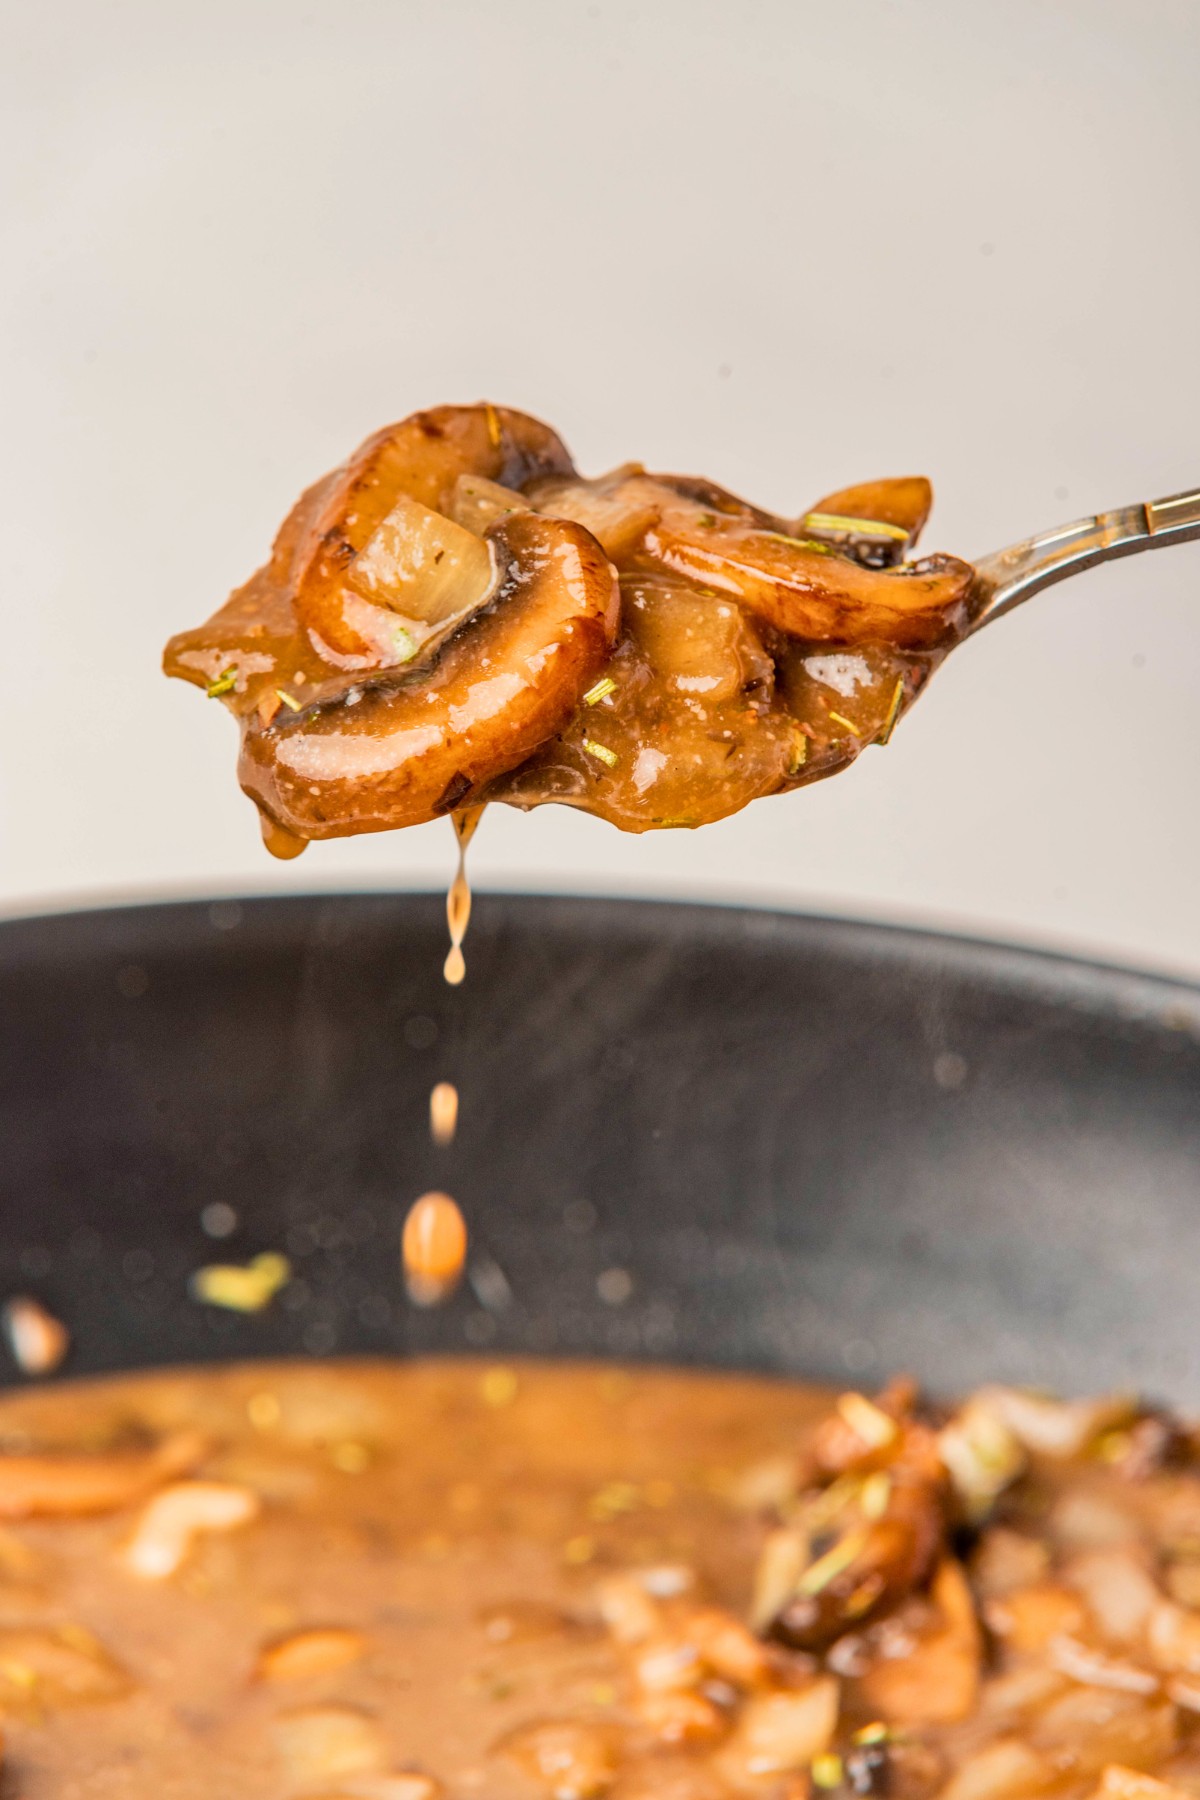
[763,530,833,556]
[206,667,237,698]
[582,739,619,769]
[803,510,909,543]
[877,677,905,745]
[275,688,302,712]
[797,1527,868,1596]
[583,676,616,706]
[827,709,859,736]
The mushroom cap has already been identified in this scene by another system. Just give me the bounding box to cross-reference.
[238,510,619,837]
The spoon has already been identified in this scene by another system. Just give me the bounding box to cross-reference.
[970,486,1200,628]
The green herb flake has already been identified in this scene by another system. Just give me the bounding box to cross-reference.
[582,739,619,769]
[827,709,859,736]
[802,510,909,543]
[206,667,237,698]
[190,1251,292,1314]
[275,688,302,712]
[813,1754,845,1789]
[797,1528,868,1597]
[583,676,616,706]
[788,730,809,775]
[764,530,832,556]
[393,626,418,664]
[854,1723,891,1747]
[877,678,905,745]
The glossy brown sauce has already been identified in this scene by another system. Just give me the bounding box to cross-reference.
[1,1359,1199,1800]
[163,406,980,848]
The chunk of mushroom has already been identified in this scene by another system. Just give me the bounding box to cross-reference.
[0,1624,129,1709]
[121,1478,260,1579]
[499,1720,622,1799]
[536,463,974,647]
[0,1428,205,1519]
[273,1703,390,1785]
[256,1626,368,1682]
[714,1674,839,1780]
[856,1559,983,1726]
[765,1447,949,1648]
[238,511,618,840]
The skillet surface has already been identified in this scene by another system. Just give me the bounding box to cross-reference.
[0,894,1198,1399]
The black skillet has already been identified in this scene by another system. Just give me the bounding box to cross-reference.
[1,893,1198,1401]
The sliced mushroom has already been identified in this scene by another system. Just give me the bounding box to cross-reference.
[279,404,573,668]
[646,522,976,650]
[0,1428,205,1520]
[239,511,618,839]
[855,1559,983,1726]
[163,403,575,710]
[0,1624,130,1709]
[798,476,934,566]
[764,1391,952,1651]
[536,465,973,646]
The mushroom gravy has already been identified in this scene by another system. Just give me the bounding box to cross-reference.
[1,1358,1199,1800]
[163,405,979,851]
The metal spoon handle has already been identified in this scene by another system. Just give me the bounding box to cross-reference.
[970,487,1200,630]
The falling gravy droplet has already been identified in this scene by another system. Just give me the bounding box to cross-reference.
[443,806,485,985]
[402,1191,468,1306]
[259,811,309,860]
[429,1081,459,1146]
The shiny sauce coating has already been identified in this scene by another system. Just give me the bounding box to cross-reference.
[163,407,980,850]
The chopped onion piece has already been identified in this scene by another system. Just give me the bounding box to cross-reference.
[974,1388,1137,1459]
[346,494,495,639]
[449,473,530,535]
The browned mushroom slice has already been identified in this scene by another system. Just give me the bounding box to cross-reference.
[288,405,574,667]
[798,477,934,566]
[533,468,974,649]
[0,1429,206,1520]
[239,512,618,839]
[765,1464,949,1651]
[531,467,771,566]
[163,403,575,712]
[646,516,977,650]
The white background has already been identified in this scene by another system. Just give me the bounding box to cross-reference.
[3,0,1199,976]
